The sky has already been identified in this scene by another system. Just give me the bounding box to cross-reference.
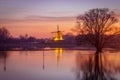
[0,0,120,38]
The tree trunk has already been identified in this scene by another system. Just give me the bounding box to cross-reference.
[96,47,102,54]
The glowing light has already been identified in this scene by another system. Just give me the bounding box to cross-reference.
[52,25,64,41]
[55,48,63,65]
[55,48,63,55]
[54,31,64,41]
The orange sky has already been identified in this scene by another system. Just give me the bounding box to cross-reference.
[0,0,120,38]
[1,18,76,38]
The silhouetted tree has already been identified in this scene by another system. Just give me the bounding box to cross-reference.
[0,27,10,41]
[74,8,120,53]
[0,27,10,50]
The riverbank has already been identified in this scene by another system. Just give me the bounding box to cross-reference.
[0,46,118,52]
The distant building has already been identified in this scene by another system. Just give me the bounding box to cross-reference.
[51,25,64,41]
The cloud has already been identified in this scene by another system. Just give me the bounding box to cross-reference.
[24,15,76,21]
[0,16,76,23]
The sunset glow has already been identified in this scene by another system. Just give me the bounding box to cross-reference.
[0,0,120,38]
[1,1,120,80]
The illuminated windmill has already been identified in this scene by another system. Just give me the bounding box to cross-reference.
[51,25,64,41]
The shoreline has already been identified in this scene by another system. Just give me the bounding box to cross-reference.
[0,47,117,52]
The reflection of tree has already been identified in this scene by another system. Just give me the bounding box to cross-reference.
[74,52,120,80]
[0,51,8,72]
[42,50,45,70]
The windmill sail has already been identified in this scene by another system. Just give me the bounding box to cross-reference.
[52,25,64,41]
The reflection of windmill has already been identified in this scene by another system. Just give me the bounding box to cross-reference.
[51,25,64,41]
[55,48,63,66]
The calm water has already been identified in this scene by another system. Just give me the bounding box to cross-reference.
[0,48,120,80]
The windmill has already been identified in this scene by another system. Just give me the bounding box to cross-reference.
[51,25,64,41]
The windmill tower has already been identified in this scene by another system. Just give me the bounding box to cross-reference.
[51,25,64,41]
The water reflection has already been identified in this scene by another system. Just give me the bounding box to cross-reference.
[42,48,63,70]
[0,50,120,80]
[43,50,45,70]
[75,52,120,80]
[0,51,8,72]
[55,48,63,66]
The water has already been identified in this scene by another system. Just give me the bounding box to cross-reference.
[0,49,120,80]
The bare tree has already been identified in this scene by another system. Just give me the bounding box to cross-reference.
[0,27,10,42]
[74,8,120,53]
[0,27,10,50]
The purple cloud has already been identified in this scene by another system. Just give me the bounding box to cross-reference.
[0,16,76,23]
